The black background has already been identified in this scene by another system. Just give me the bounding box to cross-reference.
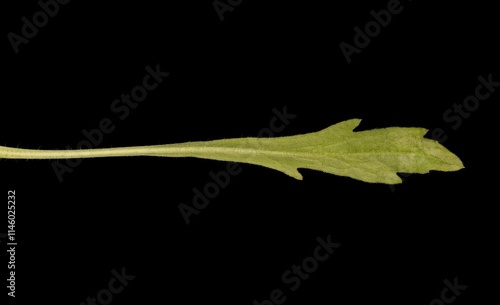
[1,0,498,304]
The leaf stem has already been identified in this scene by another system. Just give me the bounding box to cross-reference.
[0,144,212,159]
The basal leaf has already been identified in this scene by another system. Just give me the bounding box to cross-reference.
[0,119,463,184]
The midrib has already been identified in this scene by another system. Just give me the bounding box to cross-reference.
[0,144,429,160]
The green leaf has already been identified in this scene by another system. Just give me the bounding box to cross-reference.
[0,119,463,184]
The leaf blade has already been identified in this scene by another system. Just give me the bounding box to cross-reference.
[149,118,463,184]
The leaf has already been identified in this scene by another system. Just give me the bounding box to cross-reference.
[0,119,463,184]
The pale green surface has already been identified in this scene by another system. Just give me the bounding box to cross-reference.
[0,119,463,184]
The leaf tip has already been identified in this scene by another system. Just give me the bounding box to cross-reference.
[422,138,465,172]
